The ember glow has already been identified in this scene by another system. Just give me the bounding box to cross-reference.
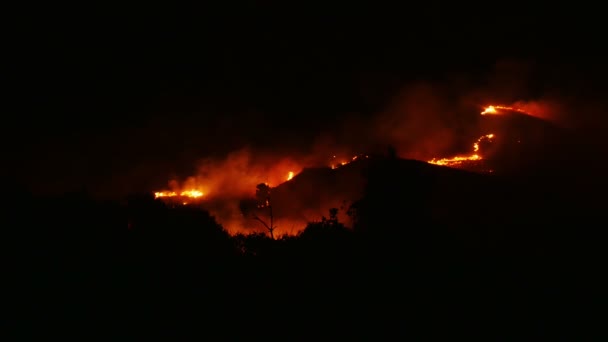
[331,154,368,169]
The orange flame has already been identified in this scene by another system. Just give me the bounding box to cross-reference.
[481,105,498,115]
[154,190,204,199]
[428,134,494,167]
[287,171,294,181]
[481,105,529,115]
[154,191,177,198]
[180,190,203,198]
[428,154,481,166]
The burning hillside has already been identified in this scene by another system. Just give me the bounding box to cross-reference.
[428,133,494,168]
[426,103,562,172]
[151,102,563,235]
[150,148,371,235]
[426,105,507,170]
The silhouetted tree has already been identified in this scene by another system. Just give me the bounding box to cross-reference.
[239,183,277,239]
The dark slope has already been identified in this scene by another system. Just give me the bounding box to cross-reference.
[5,154,605,340]
[478,111,570,174]
[268,155,604,339]
[270,161,368,223]
[477,110,605,177]
[271,156,505,231]
[270,149,602,255]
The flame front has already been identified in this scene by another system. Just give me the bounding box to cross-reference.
[154,190,203,199]
[154,191,177,198]
[287,171,294,181]
[429,133,495,167]
[481,105,529,115]
[429,105,505,167]
[428,154,481,166]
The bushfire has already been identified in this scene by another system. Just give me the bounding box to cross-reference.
[153,170,296,201]
[154,105,513,204]
[147,103,542,235]
[154,155,367,202]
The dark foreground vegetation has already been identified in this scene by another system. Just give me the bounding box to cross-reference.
[4,158,606,339]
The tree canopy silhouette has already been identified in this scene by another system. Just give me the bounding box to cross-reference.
[239,183,276,238]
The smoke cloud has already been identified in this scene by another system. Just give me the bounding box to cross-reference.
[167,147,303,198]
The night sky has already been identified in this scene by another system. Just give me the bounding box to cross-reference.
[5,4,607,198]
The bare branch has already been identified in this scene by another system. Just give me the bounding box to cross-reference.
[252,215,271,231]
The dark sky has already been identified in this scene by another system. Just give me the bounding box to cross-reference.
[5,4,607,197]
